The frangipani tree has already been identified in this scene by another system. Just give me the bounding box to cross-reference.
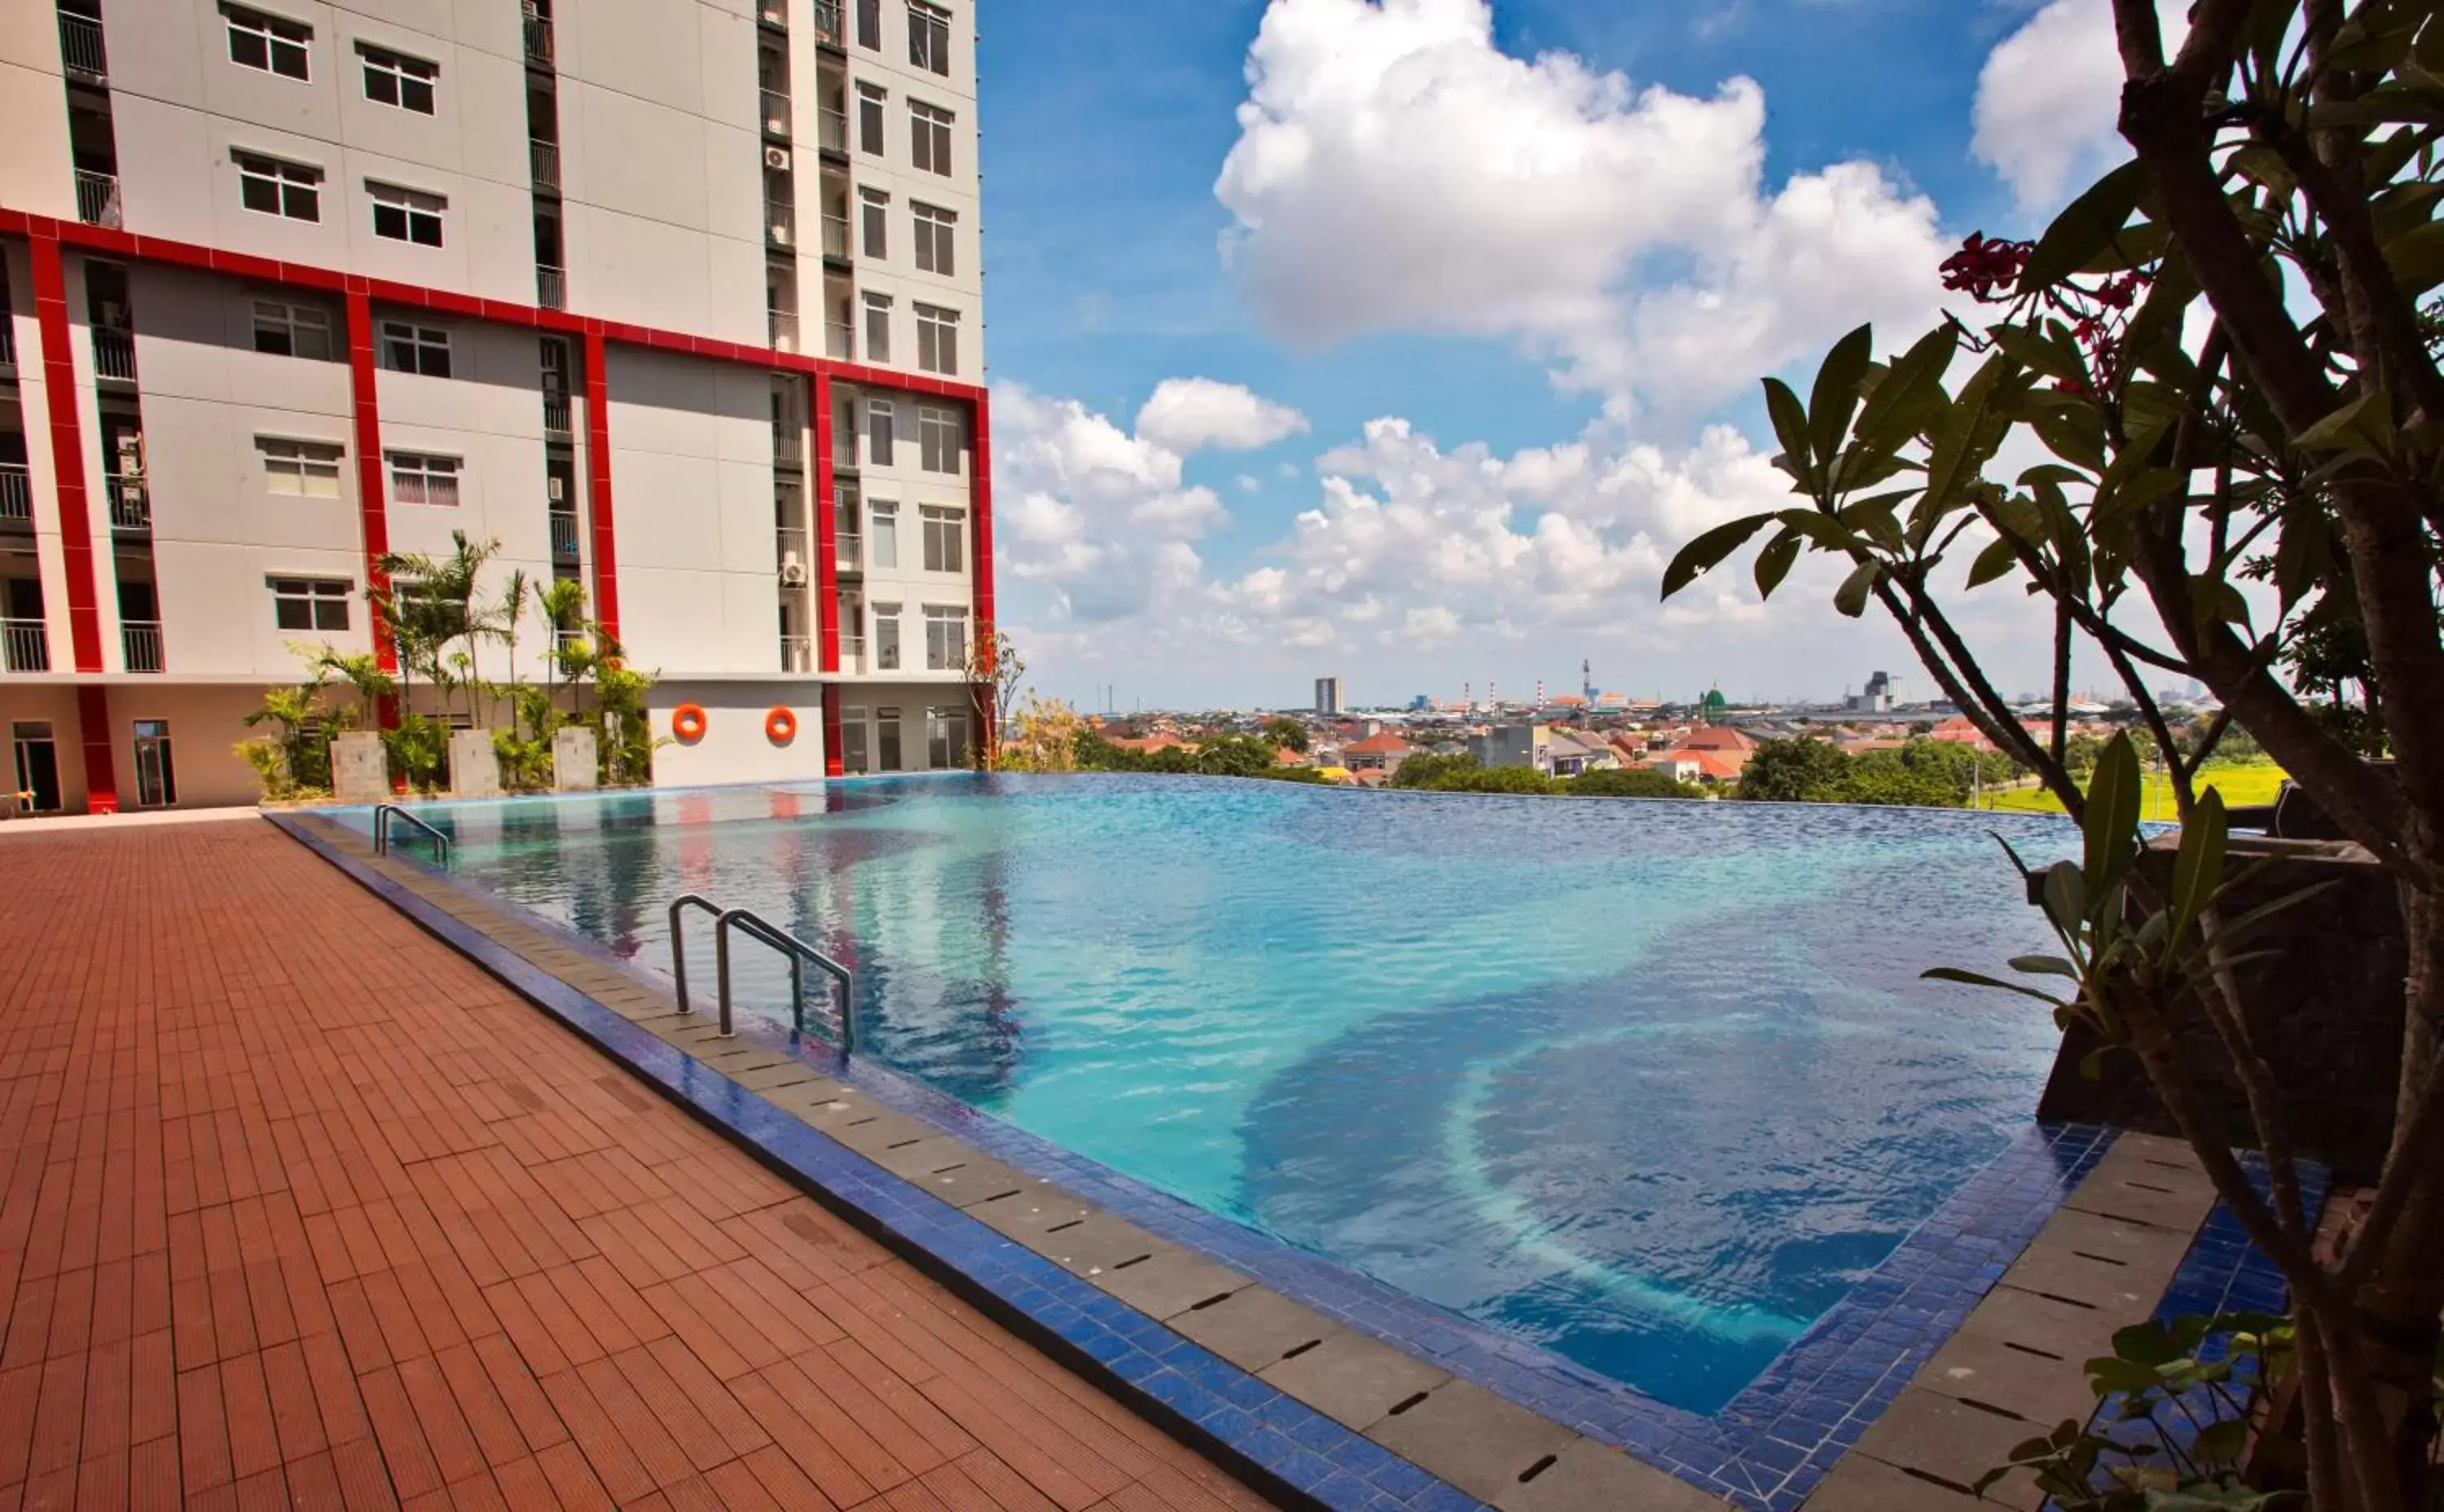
[1664,1,2444,1501]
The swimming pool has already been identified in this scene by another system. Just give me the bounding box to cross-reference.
[349,775,2077,1414]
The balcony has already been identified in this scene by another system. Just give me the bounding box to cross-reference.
[839,633,864,675]
[543,393,572,439]
[761,89,792,139]
[75,169,121,230]
[0,319,14,372]
[825,320,852,360]
[819,107,846,156]
[549,509,580,560]
[536,265,565,310]
[766,200,796,251]
[121,620,163,674]
[0,466,30,529]
[767,308,798,353]
[529,138,559,191]
[552,626,586,662]
[58,11,106,78]
[837,530,862,574]
[775,525,807,572]
[758,0,786,28]
[2,618,48,674]
[92,328,135,382]
[820,213,850,262]
[772,427,803,466]
[523,11,553,64]
[811,0,842,46]
[780,634,811,674]
[106,475,148,532]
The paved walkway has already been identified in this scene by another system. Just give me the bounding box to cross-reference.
[0,820,1277,1511]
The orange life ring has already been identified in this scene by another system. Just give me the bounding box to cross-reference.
[671,704,708,741]
[766,707,798,744]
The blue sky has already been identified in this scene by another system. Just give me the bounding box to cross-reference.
[970,0,2121,710]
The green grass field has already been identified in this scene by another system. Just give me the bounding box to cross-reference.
[1978,761,2289,820]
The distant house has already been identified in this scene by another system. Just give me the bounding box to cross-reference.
[1651,748,1747,785]
[1929,717,1993,750]
[1545,731,1615,777]
[1469,724,1552,772]
[1677,726,1759,754]
[1343,732,1413,775]
[1104,733,1193,755]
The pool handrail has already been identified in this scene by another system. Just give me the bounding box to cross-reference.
[372,804,451,866]
[668,893,855,1052]
[667,894,724,1015]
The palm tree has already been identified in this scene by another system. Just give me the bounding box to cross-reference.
[376,530,501,727]
[499,568,530,736]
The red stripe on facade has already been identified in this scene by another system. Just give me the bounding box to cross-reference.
[342,290,398,672]
[812,374,839,675]
[28,233,106,674]
[821,684,845,779]
[582,332,620,641]
[75,685,117,815]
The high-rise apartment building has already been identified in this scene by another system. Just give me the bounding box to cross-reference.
[1312,675,1341,717]
[0,0,989,811]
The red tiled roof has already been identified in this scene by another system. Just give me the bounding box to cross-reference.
[1343,732,1411,754]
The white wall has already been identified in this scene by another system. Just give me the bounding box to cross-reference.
[646,679,823,787]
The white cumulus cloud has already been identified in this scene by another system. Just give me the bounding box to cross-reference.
[1211,0,1950,423]
[1135,378,1312,454]
[1973,0,2188,212]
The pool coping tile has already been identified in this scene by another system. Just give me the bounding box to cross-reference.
[273,803,2289,1512]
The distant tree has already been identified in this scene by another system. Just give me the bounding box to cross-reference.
[1263,716,1312,754]
[1734,738,1854,802]
[1387,751,1481,789]
[1565,767,1703,799]
[1193,734,1282,778]
[965,629,1026,767]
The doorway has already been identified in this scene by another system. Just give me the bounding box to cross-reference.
[11,722,60,812]
[131,718,175,807]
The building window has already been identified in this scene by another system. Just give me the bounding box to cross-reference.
[235,152,322,222]
[926,705,968,768]
[859,187,889,260]
[270,576,351,631]
[224,3,310,81]
[868,400,895,466]
[915,304,958,375]
[855,0,881,49]
[918,404,963,473]
[873,602,900,670]
[380,321,451,377]
[875,705,903,771]
[856,83,886,155]
[912,203,955,276]
[252,299,333,358]
[387,451,459,506]
[920,505,964,573]
[257,437,344,497]
[869,500,899,569]
[910,101,953,176]
[861,293,892,365]
[908,0,950,75]
[359,44,437,114]
[839,707,868,772]
[369,182,444,246]
[923,604,967,670]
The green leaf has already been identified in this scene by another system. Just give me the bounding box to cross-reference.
[1967,536,2021,590]
[2020,160,2147,292]
[1763,378,1813,479]
[2112,1321,2183,1367]
[1808,325,1875,477]
[2008,954,2082,979]
[1753,530,1803,599]
[2042,860,2088,933]
[1922,352,2015,513]
[2189,1417,2249,1467]
[2293,389,2397,454]
[2085,734,2143,895]
[2168,789,2227,958]
[1833,559,1880,618]
[1661,512,1774,599]
[1853,323,1958,455]
[1921,966,2068,1006]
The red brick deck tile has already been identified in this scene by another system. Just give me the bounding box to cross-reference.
[755,1355,913,1493]
[124,1435,181,1511]
[728,1369,882,1509]
[124,1332,173,1449]
[604,1342,757,1474]
[531,1439,614,1512]
[262,1339,329,1466]
[736,1441,841,1512]
[282,1448,343,1510]
[73,1444,128,1510]
[175,1362,233,1494]
[534,1367,655,1504]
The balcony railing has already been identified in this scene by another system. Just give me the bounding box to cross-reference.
[766,200,796,249]
[775,525,807,571]
[106,475,148,531]
[552,626,586,660]
[92,328,135,381]
[0,319,14,371]
[780,634,811,673]
[839,633,864,675]
[0,466,30,526]
[837,530,862,574]
[121,620,163,674]
[549,509,581,559]
[761,88,792,138]
[523,11,553,64]
[821,213,849,260]
[772,428,803,464]
[75,169,121,229]
[543,393,572,438]
[819,107,846,154]
[59,12,106,77]
[767,308,798,352]
[811,0,842,46]
[1,618,48,674]
[536,265,565,310]
[825,320,852,360]
[530,138,559,191]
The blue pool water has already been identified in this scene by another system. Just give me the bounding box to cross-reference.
[352,775,2078,1413]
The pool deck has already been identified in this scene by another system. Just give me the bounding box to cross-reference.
[0,816,1283,1511]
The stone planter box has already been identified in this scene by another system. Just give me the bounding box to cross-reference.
[330,732,389,804]
[449,728,503,798]
[553,725,597,791]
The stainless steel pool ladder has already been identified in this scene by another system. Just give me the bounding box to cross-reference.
[667,894,856,1051]
[372,804,452,866]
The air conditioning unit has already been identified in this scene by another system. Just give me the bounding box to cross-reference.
[778,560,807,587]
[764,145,791,171]
[547,476,565,502]
[768,222,793,248]
[115,434,145,475]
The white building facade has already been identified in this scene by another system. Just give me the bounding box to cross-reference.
[0,0,990,811]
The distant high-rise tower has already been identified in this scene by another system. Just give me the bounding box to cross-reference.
[1583,658,1595,703]
[1314,676,1345,716]
[1535,679,1545,706]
